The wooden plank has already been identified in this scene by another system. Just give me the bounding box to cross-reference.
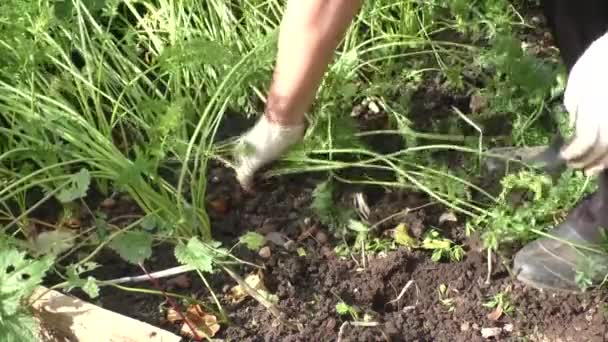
[29,286,182,342]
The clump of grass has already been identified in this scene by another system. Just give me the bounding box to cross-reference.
[0,1,281,337]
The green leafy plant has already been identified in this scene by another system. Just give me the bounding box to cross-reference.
[336,301,360,321]
[421,229,465,262]
[437,283,455,312]
[0,242,54,342]
[238,231,265,251]
[482,290,514,316]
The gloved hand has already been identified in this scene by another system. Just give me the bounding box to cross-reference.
[560,31,608,175]
[233,114,306,191]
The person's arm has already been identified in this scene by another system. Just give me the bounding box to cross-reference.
[234,0,362,190]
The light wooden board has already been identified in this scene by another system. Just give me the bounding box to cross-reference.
[29,286,182,342]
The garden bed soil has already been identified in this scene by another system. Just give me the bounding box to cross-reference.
[76,156,607,342]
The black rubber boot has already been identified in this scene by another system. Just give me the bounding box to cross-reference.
[513,171,608,292]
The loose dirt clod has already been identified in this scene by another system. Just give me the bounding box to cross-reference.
[166,275,191,290]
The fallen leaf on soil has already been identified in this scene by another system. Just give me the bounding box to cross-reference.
[228,272,267,304]
[439,211,458,224]
[487,306,503,321]
[208,198,228,215]
[166,305,220,339]
[31,230,76,256]
[481,327,502,338]
[166,274,191,290]
[503,323,513,332]
[393,223,418,248]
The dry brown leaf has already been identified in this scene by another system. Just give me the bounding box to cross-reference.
[181,305,220,339]
[228,272,267,304]
[166,305,220,339]
[469,92,488,113]
[487,306,503,321]
[165,307,181,324]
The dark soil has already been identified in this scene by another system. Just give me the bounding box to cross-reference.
[71,155,607,342]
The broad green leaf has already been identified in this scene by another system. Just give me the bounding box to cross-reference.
[0,246,54,317]
[174,238,227,273]
[56,168,91,203]
[335,302,350,315]
[238,231,264,251]
[348,220,369,233]
[108,230,153,264]
[65,265,100,299]
[0,312,37,342]
[31,230,76,256]
[82,277,100,299]
[140,215,157,231]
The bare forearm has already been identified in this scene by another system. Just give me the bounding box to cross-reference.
[265,0,363,125]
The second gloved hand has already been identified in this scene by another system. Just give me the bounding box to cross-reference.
[560,31,608,174]
[233,115,305,191]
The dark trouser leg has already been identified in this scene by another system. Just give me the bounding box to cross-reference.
[540,0,608,72]
[512,1,608,292]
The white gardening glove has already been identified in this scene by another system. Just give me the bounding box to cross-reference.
[233,115,305,191]
[560,31,608,175]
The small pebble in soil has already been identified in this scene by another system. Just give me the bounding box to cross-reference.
[258,220,278,234]
[166,274,191,290]
[460,322,470,332]
[258,246,271,259]
[321,246,333,258]
[315,231,328,244]
[481,327,502,338]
